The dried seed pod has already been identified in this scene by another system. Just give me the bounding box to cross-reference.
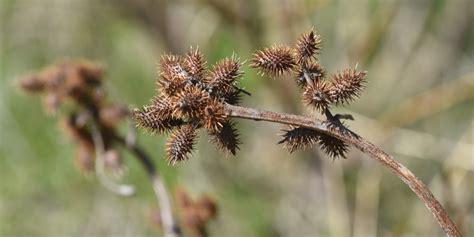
[317,133,349,159]
[59,63,103,103]
[184,47,207,81]
[184,214,207,237]
[207,56,243,85]
[206,57,243,102]
[133,106,183,134]
[17,75,46,93]
[76,62,105,85]
[202,99,227,132]
[99,105,129,128]
[161,52,209,91]
[166,125,197,164]
[21,61,108,114]
[176,187,193,208]
[132,106,157,131]
[207,82,248,106]
[302,80,333,112]
[278,126,320,153]
[61,113,92,143]
[172,87,209,119]
[159,54,186,79]
[152,96,175,117]
[157,74,187,97]
[209,121,240,155]
[221,88,242,105]
[295,61,325,87]
[195,195,218,220]
[250,45,296,76]
[43,93,62,115]
[206,79,233,100]
[176,188,218,237]
[295,29,322,64]
[329,68,367,105]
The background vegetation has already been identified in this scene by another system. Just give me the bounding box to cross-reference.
[0,0,472,236]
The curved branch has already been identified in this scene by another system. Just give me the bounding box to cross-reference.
[113,135,182,237]
[225,104,461,237]
[88,107,181,236]
[90,124,136,196]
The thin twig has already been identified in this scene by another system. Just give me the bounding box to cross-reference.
[88,109,180,236]
[114,135,182,237]
[225,103,461,237]
[90,123,136,196]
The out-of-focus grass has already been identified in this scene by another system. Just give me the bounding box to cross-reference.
[1,0,473,236]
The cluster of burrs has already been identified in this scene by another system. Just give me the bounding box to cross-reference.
[18,61,129,171]
[148,187,218,237]
[134,28,367,162]
[250,28,367,158]
[175,188,218,237]
[133,48,246,164]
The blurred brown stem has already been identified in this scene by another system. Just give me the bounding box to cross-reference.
[86,107,181,237]
[225,104,461,237]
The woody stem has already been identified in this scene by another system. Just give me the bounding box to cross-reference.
[225,103,461,237]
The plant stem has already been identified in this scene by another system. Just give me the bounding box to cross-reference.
[90,124,136,196]
[114,135,182,237]
[225,104,461,237]
[84,106,181,237]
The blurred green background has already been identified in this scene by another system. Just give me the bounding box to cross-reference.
[0,0,473,236]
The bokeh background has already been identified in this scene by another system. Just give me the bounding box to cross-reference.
[1,0,473,236]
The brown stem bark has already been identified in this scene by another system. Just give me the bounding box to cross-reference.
[225,104,461,237]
